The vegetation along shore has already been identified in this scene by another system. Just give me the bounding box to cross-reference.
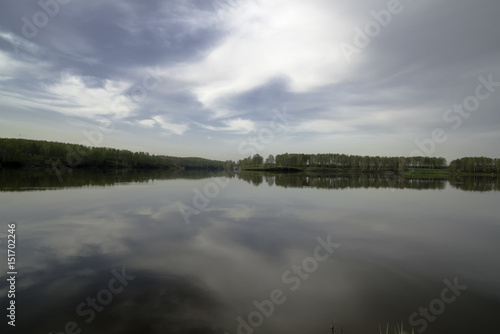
[1,138,499,178]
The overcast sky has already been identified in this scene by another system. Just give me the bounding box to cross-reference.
[0,0,499,161]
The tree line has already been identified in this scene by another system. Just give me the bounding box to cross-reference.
[0,138,233,170]
[239,153,500,175]
[2,138,498,175]
[449,157,500,174]
[275,153,449,172]
[239,153,448,173]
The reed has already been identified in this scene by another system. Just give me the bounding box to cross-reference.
[329,321,414,334]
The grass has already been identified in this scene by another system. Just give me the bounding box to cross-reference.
[379,322,415,334]
[240,165,303,172]
[401,168,450,178]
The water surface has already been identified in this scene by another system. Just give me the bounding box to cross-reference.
[0,170,499,333]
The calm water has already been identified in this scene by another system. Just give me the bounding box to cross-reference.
[0,169,499,334]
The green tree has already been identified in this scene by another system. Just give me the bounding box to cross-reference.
[265,154,275,164]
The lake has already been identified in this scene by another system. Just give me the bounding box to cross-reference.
[0,169,499,334]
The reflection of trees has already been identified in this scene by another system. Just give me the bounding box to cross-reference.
[238,173,499,191]
[265,175,275,187]
[276,174,448,190]
[236,172,500,192]
[0,169,235,191]
[238,172,448,190]
[237,171,264,186]
[3,168,498,192]
[449,176,500,192]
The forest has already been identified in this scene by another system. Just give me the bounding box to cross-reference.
[2,138,498,175]
[449,157,500,174]
[238,153,500,175]
[0,138,233,170]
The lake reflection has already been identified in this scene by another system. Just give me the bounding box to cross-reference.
[0,170,499,334]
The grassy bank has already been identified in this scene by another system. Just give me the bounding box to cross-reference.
[241,165,303,172]
[241,165,444,177]
[401,168,450,178]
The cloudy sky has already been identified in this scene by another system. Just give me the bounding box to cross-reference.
[0,0,499,161]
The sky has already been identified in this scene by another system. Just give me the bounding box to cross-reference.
[0,0,499,162]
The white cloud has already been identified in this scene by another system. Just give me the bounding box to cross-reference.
[0,53,132,121]
[0,31,40,55]
[223,118,256,133]
[293,119,354,134]
[291,107,431,135]
[0,49,33,76]
[137,119,157,127]
[197,118,256,134]
[151,115,189,135]
[168,0,353,114]
[46,73,132,119]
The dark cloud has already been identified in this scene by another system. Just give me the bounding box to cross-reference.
[0,0,499,160]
